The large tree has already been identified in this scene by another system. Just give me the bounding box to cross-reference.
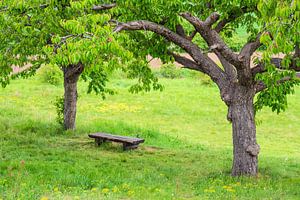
[113,0,300,176]
[0,0,160,130]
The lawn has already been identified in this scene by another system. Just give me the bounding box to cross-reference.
[0,74,299,199]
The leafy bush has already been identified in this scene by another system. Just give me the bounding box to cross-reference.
[37,64,63,86]
[159,63,181,79]
[54,96,64,126]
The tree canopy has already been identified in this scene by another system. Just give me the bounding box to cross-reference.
[115,0,299,113]
[0,0,161,94]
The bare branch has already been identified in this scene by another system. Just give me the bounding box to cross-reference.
[168,52,204,73]
[175,24,197,41]
[187,30,197,41]
[92,3,116,11]
[204,12,220,27]
[180,12,241,67]
[215,52,236,80]
[175,24,186,38]
[239,33,262,61]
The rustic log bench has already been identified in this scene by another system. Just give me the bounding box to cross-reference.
[88,133,145,150]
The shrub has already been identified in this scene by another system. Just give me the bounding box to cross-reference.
[37,64,63,86]
[159,63,181,79]
[54,96,64,126]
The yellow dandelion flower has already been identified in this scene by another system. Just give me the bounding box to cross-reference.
[53,187,59,192]
[127,190,134,196]
[204,188,216,193]
[91,188,97,192]
[227,188,236,193]
[101,188,109,194]
[40,197,49,200]
[223,185,232,190]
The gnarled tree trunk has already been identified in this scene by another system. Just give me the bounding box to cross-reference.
[63,63,84,130]
[228,85,260,176]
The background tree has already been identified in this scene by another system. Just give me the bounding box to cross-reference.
[114,0,300,176]
[0,0,161,130]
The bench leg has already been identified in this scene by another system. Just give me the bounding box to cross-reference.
[95,138,106,146]
[123,143,139,151]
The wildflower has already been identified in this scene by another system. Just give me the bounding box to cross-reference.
[127,190,134,196]
[101,188,109,194]
[53,187,59,192]
[223,185,233,189]
[91,188,97,192]
[112,186,119,193]
[122,183,130,190]
[40,197,49,200]
[204,188,216,193]
[227,188,236,192]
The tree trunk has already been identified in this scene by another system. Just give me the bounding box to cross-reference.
[228,85,260,176]
[63,64,84,130]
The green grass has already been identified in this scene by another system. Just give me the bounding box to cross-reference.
[0,75,300,200]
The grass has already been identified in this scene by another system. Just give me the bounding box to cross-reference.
[0,73,300,199]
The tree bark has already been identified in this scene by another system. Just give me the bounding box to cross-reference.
[63,64,84,130]
[228,85,260,176]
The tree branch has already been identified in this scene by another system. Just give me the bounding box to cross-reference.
[168,52,204,73]
[214,6,257,33]
[204,12,220,27]
[63,63,84,79]
[215,52,237,81]
[175,24,186,38]
[113,20,229,90]
[180,12,241,67]
[92,3,116,11]
[239,33,262,61]
[175,24,197,41]
[252,57,300,76]
[255,72,300,93]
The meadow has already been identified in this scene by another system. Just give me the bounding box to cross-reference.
[0,69,299,199]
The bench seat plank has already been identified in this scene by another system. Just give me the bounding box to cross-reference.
[88,133,144,145]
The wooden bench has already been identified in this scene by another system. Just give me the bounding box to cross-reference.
[88,133,145,150]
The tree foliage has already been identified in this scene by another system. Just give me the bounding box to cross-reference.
[255,0,300,113]
[115,0,299,113]
[0,0,161,95]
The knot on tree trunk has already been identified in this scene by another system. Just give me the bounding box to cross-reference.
[227,106,232,122]
[246,144,260,156]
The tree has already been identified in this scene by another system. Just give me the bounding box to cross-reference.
[113,0,300,176]
[0,0,160,130]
